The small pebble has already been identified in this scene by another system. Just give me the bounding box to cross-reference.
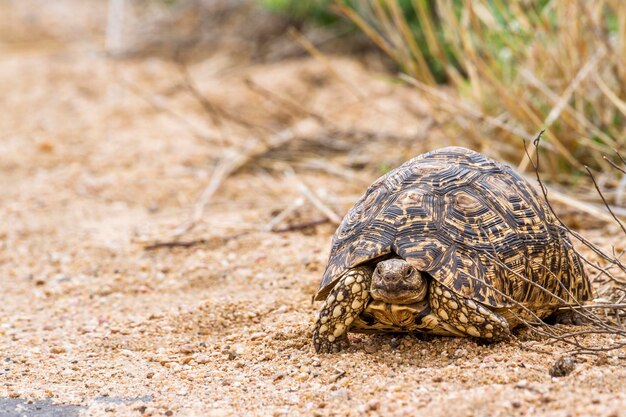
[329,369,346,383]
[222,350,237,360]
[549,356,576,377]
[195,355,211,364]
[273,372,286,382]
[179,344,195,354]
[453,348,468,358]
[594,354,609,366]
[363,344,378,354]
[367,399,380,411]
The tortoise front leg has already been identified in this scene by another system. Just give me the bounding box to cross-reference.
[313,266,372,353]
[430,280,510,340]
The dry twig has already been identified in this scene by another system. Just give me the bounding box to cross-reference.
[283,166,342,225]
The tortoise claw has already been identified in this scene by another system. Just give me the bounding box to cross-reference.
[313,332,350,353]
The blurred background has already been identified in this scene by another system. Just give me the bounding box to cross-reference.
[2,0,624,223]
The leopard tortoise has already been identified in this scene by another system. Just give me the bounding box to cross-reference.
[313,147,592,353]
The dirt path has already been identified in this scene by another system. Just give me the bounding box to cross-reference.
[1,2,625,417]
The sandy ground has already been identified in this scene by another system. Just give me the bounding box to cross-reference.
[1,2,626,416]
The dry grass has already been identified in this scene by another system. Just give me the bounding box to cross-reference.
[337,0,626,192]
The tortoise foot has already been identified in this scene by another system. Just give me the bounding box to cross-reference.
[313,266,371,353]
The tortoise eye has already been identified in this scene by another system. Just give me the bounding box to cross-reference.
[406,268,414,278]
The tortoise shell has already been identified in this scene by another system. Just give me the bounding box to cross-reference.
[315,147,592,309]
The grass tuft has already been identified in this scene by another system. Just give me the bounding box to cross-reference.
[336,0,625,193]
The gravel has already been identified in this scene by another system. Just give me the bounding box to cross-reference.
[1,2,625,416]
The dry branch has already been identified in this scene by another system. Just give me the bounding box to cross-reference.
[175,128,302,236]
[178,63,265,132]
[272,217,330,233]
[283,166,342,225]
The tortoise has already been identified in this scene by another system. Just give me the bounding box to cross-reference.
[312,147,592,353]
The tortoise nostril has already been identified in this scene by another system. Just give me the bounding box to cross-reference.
[389,272,402,282]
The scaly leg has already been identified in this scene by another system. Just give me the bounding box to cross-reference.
[546,308,589,325]
[429,280,510,340]
[313,266,372,353]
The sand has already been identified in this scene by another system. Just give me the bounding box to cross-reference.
[1,2,625,416]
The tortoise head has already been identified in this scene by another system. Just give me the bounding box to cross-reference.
[370,259,428,304]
